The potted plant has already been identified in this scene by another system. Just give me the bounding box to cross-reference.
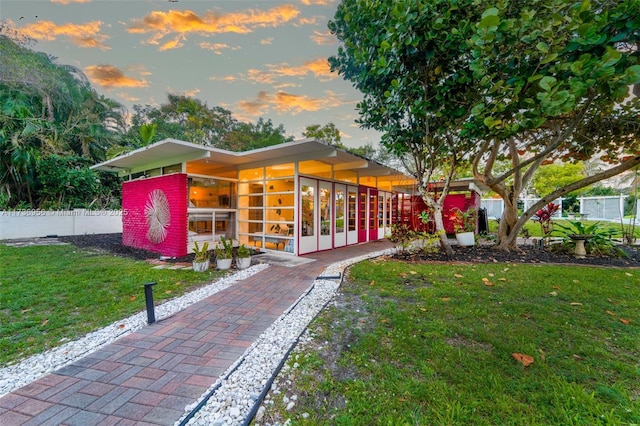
[451,207,476,247]
[236,243,252,269]
[192,241,210,272]
[215,236,233,270]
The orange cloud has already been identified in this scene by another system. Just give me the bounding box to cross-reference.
[127,5,300,48]
[84,65,148,89]
[117,92,141,103]
[310,30,335,46]
[159,35,185,51]
[237,90,347,117]
[301,0,335,5]
[237,91,272,116]
[245,58,334,85]
[18,20,109,49]
[199,42,239,54]
[298,16,319,25]
[51,0,91,4]
[168,88,201,98]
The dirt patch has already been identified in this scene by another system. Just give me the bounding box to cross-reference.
[56,234,640,268]
[59,233,196,262]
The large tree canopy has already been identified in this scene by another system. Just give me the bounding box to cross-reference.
[123,95,292,152]
[0,34,123,208]
[329,0,640,250]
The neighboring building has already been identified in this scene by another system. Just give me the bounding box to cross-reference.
[92,138,417,257]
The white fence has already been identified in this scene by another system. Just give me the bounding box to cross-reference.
[0,210,123,240]
[481,195,639,222]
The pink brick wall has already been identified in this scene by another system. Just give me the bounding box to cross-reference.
[122,174,188,257]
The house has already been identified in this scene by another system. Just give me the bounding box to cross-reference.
[92,138,417,257]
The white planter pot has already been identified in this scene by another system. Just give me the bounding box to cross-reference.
[216,258,232,270]
[455,231,475,247]
[236,257,251,269]
[192,259,210,272]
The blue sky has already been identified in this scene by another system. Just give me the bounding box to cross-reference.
[1,0,381,148]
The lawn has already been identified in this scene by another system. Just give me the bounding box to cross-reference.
[262,259,640,425]
[0,243,224,366]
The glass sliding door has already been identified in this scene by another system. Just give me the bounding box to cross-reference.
[358,186,368,243]
[347,186,358,245]
[319,181,333,251]
[368,188,378,241]
[299,177,317,254]
[334,184,346,247]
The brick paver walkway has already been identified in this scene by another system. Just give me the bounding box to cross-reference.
[0,240,392,425]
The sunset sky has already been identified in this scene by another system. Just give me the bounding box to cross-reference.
[1,0,381,148]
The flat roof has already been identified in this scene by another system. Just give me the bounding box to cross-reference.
[92,138,409,180]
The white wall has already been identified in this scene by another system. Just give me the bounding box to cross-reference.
[0,210,123,240]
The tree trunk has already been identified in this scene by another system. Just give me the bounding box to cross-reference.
[432,204,454,257]
[496,199,520,250]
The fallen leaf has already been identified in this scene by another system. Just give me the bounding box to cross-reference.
[165,290,172,294]
[118,324,125,329]
[488,273,495,277]
[482,277,490,282]
[549,291,558,296]
[409,270,417,275]
[380,318,388,323]
[625,272,632,277]
[620,318,631,325]
[484,281,494,287]
[553,286,561,290]
[41,319,49,326]
[570,302,583,306]
[572,354,583,361]
[538,349,546,361]
[454,273,464,278]
[503,268,509,272]
[129,295,136,301]
[441,297,451,302]
[21,308,32,314]
[400,273,407,278]
[573,280,579,284]
[512,353,534,367]
[369,280,375,286]
[498,278,507,281]
[419,308,427,312]
[606,310,616,316]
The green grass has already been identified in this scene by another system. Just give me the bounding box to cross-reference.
[265,260,640,425]
[0,244,225,366]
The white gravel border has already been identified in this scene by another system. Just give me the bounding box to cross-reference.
[1,246,395,426]
[0,264,269,398]
[180,247,395,426]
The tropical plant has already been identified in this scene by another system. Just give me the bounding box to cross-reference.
[0,34,123,208]
[532,202,559,236]
[388,223,415,254]
[450,208,476,233]
[551,220,626,257]
[215,236,233,260]
[192,241,210,262]
[237,243,251,258]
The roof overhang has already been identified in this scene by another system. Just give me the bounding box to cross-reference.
[91,138,414,180]
[92,139,217,175]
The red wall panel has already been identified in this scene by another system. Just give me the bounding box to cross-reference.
[122,174,188,257]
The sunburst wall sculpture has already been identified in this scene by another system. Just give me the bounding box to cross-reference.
[144,189,171,243]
